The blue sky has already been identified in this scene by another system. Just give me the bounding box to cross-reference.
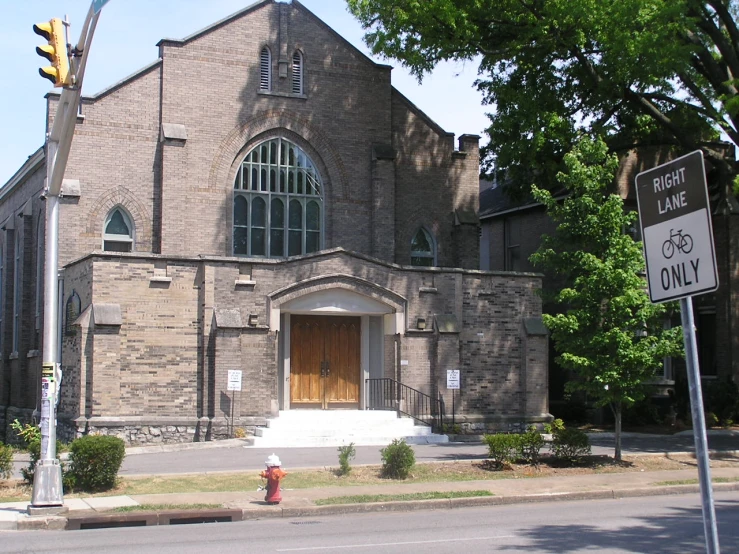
[1,0,489,186]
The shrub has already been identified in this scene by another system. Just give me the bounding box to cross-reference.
[520,426,544,465]
[551,427,591,463]
[483,434,521,467]
[703,377,739,425]
[0,443,13,480]
[337,443,356,476]
[442,423,462,435]
[10,419,40,448]
[543,418,565,435]
[66,435,125,492]
[380,439,415,479]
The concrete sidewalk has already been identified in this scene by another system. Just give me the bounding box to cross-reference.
[2,431,738,531]
[3,462,739,531]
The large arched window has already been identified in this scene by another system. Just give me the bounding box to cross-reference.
[103,207,134,252]
[410,228,436,267]
[233,137,323,258]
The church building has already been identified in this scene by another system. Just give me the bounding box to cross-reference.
[0,0,548,445]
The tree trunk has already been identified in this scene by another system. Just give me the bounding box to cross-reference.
[611,402,622,462]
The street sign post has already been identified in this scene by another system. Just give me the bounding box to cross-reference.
[635,150,720,554]
[447,370,460,427]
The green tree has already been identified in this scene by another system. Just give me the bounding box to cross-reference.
[530,137,683,462]
[347,0,738,195]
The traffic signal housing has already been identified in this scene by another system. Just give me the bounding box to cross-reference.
[33,18,69,87]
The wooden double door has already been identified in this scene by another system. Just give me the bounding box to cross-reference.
[290,315,361,409]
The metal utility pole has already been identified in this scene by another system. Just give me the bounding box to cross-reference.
[30,0,110,512]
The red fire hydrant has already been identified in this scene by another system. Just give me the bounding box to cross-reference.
[260,453,287,504]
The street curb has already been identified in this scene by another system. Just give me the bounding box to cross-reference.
[14,481,739,531]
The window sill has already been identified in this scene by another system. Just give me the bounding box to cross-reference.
[235,279,257,287]
[257,90,307,100]
[149,276,172,284]
[406,328,434,335]
[419,287,438,294]
[9,352,18,360]
[27,350,40,358]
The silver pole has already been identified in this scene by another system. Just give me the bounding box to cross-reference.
[30,150,64,509]
[30,2,103,512]
[680,297,720,553]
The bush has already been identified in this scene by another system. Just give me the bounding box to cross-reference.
[380,439,415,479]
[521,426,544,465]
[337,443,356,476]
[10,419,40,447]
[66,435,125,492]
[483,430,544,467]
[551,427,591,463]
[543,418,565,435]
[483,434,522,467]
[0,443,13,480]
[703,377,739,425]
[622,397,661,427]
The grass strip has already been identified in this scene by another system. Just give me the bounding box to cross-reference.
[111,503,223,513]
[654,477,739,486]
[314,490,493,506]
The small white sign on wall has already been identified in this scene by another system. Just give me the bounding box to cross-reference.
[227,370,243,392]
[447,369,460,390]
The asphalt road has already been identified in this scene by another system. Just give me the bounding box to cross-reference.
[113,432,739,477]
[3,492,738,553]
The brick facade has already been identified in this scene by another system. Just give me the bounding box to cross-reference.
[0,1,549,444]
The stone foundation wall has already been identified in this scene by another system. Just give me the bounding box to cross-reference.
[451,413,553,435]
[60,416,268,446]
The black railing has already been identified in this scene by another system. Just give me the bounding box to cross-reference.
[365,378,444,433]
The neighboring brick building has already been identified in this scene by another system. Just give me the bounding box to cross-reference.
[480,147,739,416]
[0,0,549,444]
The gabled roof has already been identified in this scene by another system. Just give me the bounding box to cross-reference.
[65,0,390,103]
[157,0,386,72]
[0,147,44,198]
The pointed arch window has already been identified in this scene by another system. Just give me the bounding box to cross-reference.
[411,228,436,267]
[260,47,271,91]
[233,137,323,258]
[103,207,134,252]
[291,50,303,95]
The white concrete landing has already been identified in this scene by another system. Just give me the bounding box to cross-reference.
[250,409,449,448]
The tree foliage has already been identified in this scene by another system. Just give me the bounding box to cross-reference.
[529,138,684,460]
[347,0,739,190]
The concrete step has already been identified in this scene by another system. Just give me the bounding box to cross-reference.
[249,409,448,448]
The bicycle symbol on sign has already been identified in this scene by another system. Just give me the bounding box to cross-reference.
[662,228,693,259]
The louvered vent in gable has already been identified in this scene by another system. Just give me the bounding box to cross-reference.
[260,47,271,91]
[292,51,303,94]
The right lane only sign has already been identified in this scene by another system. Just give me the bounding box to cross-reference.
[635,150,718,303]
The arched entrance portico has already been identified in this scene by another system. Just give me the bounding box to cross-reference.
[268,275,407,410]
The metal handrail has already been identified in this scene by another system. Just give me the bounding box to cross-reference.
[365,378,444,433]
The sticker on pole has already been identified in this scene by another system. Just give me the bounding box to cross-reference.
[635,150,718,303]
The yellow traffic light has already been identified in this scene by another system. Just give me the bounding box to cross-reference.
[33,18,69,87]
